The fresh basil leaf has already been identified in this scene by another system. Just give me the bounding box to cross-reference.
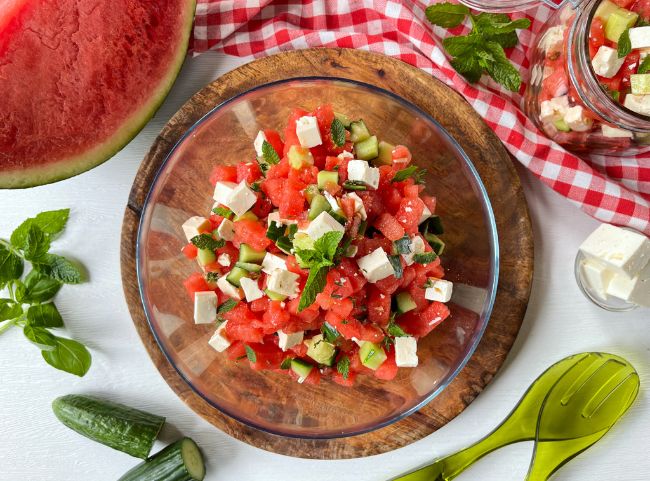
[20,270,62,303]
[41,336,92,377]
[261,140,280,165]
[618,28,632,58]
[331,117,346,147]
[34,254,82,284]
[298,265,328,312]
[388,255,403,279]
[190,233,225,251]
[336,355,350,380]
[0,299,23,321]
[414,252,438,264]
[24,325,58,351]
[26,303,64,328]
[321,322,340,343]
[314,231,344,261]
[217,299,238,314]
[425,2,469,28]
[0,243,24,284]
[639,55,650,74]
[23,225,50,261]
[244,345,257,363]
[212,206,233,219]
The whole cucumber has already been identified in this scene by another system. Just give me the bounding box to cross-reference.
[52,394,165,459]
[118,438,205,481]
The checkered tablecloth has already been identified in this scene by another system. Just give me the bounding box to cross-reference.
[192,0,650,235]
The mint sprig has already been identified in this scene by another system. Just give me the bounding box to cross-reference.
[0,209,90,377]
[392,166,427,184]
[261,140,281,165]
[331,118,346,147]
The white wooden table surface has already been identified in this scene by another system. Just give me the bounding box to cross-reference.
[1,52,648,481]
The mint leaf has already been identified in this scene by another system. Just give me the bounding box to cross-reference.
[480,42,522,92]
[639,55,650,74]
[392,166,426,183]
[425,2,469,28]
[294,248,322,266]
[298,265,328,312]
[190,234,225,251]
[245,345,257,363]
[212,206,233,219]
[23,225,50,261]
[443,35,481,57]
[217,299,238,314]
[331,118,346,147]
[336,355,350,379]
[487,31,520,49]
[472,13,530,36]
[451,54,483,83]
[41,336,91,377]
[33,254,82,284]
[0,299,23,321]
[314,231,345,261]
[321,322,340,343]
[20,270,62,303]
[618,28,632,58]
[387,319,408,337]
[24,325,58,351]
[0,243,24,284]
[262,140,280,165]
[26,303,64,328]
[33,209,70,236]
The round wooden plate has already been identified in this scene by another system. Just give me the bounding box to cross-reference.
[120,48,533,459]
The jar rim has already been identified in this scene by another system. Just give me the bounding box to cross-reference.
[459,0,583,10]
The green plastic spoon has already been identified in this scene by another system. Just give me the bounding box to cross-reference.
[391,353,591,481]
[525,352,639,481]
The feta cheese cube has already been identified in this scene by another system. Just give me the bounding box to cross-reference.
[338,151,354,160]
[539,25,566,52]
[261,252,287,274]
[267,270,300,298]
[357,248,395,283]
[226,181,257,217]
[216,218,235,241]
[278,330,304,351]
[305,211,345,240]
[295,116,322,148]
[395,336,418,368]
[208,321,231,352]
[629,26,650,49]
[419,205,432,225]
[181,216,211,242]
[402,235,426,266]
[425,278,454,303]
[540,96,570,123]
[347,160,380,190]
[254,130,267,157]
[564,106,593,132]
[324,191,341,212]
[217,253,231,267]
[606,262,650,307]
[591,46,625,78]
[580,259,614,298]
[267,211,298,227]
[624,94,650,116]
[579,224,650,278]
[346,192,367,220]
[217,276,242,300]
[213,181,237,205]
[601,124,634,138]
[193,291,217,324]
[240,277,264,302]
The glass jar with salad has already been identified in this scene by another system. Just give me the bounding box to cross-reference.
[524,0,650,155]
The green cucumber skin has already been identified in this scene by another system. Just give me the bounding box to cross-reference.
[118,438,205,481]
[52,395,165,459]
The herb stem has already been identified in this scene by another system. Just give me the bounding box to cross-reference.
[0,317,18,336]
[0,238,22,257]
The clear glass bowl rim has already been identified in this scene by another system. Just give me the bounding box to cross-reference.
[135,76,500,439]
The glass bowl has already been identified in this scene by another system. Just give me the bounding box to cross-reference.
[136,77,499,439]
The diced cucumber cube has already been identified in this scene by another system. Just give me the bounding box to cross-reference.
[235,261,263,273]
[354,135,379,161]
[288,145,314,169]
[396,291,417,315]
[304,184,320,203]
[239,244,266,263]
[554,118,571,132]
[233,211,258,222]
[595,0,620,22]
[605,8,638,43]
[292,233,315,251]
[317,171,339,190]
[290,359,314,380]
[308,194,332,221]
[631,74,650,94]
[226,266,249,287]
[349,120,371,142]
[359,341,387,370]
[305,334,336,366]
[374,140,395,166]
[265,289,287,301]
[197,248,216,266]
[424,233,446,256]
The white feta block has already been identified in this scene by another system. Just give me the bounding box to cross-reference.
[278,330,304,351]
[402,235,426,266]
[254,130,267,157]
[357,248,395,283]
[295,115,322,148]
[213,181,237,205]
[193,291,217,324]
[606,261,650,307]
[591,46,625,78]
[261,252,288,274]
[601,124,634,138]
[217,253,231,267]
[579,224,650,278]
[216,218,235,241]
[182,216,211,242]
[629,26,650,49]
[347,160,380,190]
[395,336,418,368]
[419,205,432,225]
[305,211,345,240]
[324,191,341,212]
[267,269,300,298]
[226,181,257,217]
[540,95,570,123]
[217,276,242,300]
[564,106,593,132]
[346,192,367,220]
[581,259,614,298]
[425,278,454,303]
[624,94,650,116]
[338,151,354,160]
[267,211,298,227]
[240,277,264,302]
[208,321,231,352]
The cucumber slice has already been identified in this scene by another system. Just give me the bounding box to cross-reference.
[239,244,266,264]
[424,233,446,256]
[374,140,395,166]
[226,266,249,287]
[349,120,371,142]
[595,0,619,21]
[359,341,387,370]
[305,334,336,366]
[396,291,417,315]
[235,262,262,273]
[117,438,205,481]
[631,74,650,94]
[288,145,314,169]
[317,170,339,190]
[553,118,571,132]
[52,395,165,459]
[605,8,638,43]
[196,249,216,267]
[354,135,379,161]
[330,210,348,226]
[334,111,351,128]
[265,289,288,301]
[233,211,258,222]
[304,184,320,203]
[426,215,444,235]
[308,194,332,220]
[290,358,314,380]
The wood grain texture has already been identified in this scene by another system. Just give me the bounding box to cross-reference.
[120,48,533,459]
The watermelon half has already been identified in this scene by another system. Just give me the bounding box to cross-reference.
[0,0,196,188]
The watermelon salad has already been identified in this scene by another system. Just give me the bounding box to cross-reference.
[536,0,650,149]
[180,104,452,386]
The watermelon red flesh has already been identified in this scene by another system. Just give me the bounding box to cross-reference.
[0,0,196,188]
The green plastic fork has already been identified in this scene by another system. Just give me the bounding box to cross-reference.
[392,353,639,481]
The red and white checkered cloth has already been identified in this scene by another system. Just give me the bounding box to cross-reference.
[192,0,650,234]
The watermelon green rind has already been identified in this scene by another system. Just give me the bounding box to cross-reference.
[0,0,196,189]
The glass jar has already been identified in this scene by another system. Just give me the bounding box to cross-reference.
[524,0,650,155]
[459,0,575,12]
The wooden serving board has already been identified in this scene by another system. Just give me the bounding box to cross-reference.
[120,48,533,459]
